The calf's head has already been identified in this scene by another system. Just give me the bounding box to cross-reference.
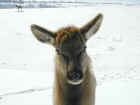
[31,13,103,85]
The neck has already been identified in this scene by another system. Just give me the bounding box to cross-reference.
[62,83,82,105]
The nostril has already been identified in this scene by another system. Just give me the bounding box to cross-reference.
[68,71,83,81]
[71,72,79,80]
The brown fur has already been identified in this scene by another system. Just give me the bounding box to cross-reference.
[55,27,85,45]
[30,13,103,105]
[54,53,96,105]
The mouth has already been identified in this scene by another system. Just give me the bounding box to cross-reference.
[67,79,84,85]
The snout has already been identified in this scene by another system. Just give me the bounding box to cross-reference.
[67,70,83,85]
[68,71,83,80]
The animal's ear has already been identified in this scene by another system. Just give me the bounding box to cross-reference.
[80,13,103,40]
[31,24,56,45]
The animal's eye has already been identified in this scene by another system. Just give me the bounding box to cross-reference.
[82,46,86,52]
[78,46,86,57]
[61,54,69,61]
[56,49,69,61]
[56,49,61,55]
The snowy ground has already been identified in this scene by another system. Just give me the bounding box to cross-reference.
[0,5,140,105]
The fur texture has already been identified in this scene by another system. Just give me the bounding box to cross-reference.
[31,13,103,105]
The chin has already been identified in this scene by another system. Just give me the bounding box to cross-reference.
[67,79,84,85]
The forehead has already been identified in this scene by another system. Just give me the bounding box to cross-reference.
[55,27,85,52]
[62,38,84,54]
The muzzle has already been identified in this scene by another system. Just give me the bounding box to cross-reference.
[67,70,83,85]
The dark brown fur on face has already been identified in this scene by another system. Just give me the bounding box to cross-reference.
[31,13,103,105]
[55,27,85,47]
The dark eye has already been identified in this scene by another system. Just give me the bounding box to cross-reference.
[78,46,86,57]
[62,54,69,61]
[56,49,69,61]
[56,49,61,55]
[82,46,86,52]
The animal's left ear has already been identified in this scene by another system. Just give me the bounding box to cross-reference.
[80,13,103,40]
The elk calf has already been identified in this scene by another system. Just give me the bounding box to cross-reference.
[31,13,103,105]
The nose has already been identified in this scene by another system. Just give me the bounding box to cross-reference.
[67,70,83,81]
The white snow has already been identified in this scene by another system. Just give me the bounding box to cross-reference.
[0,69,139,105]
[0,5,140,105]
[96,80,140,105]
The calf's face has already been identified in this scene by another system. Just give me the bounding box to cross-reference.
[55,27,87,85]
[31,13,103,85]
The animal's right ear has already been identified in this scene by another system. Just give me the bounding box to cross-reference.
[80,13,103,40]
[31,24,56,45]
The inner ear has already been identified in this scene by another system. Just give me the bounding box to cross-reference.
[31,24,56,45]
[80,13,103,40]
